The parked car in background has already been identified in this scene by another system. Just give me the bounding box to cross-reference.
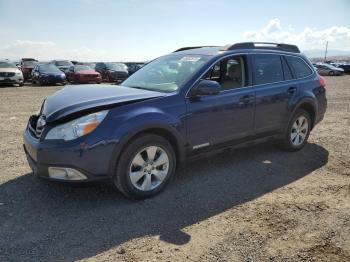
[125,62,144,75]
[65,65,102,84]
[31,64,67,86]
[314,63,344,76]
[50,60,74,73]
[95,62,129,82]
[20,58,38,64]
[23,42,327,199]
[338,63,350,74]
[20,59,38,81]
[0,60,24,86]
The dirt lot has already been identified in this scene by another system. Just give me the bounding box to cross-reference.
[0,76,349,262]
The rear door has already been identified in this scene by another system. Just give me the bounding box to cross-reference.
[253,53,297,134]
[186,55,255,149]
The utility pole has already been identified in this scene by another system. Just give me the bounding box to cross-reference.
[324,41,328,62]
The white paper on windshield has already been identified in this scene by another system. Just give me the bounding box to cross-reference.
[180,56,201,62]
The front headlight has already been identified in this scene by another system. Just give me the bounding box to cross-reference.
[45,110,108,141]
[15,70,22,76]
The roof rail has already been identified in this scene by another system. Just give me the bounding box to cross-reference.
[221,42,300,53]
[173,46,219,52]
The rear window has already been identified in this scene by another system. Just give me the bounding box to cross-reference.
[286,56,313,79]
[253,54,283,85]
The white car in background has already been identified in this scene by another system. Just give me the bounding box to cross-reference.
[0,61,24,86]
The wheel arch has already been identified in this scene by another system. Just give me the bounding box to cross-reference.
[291,99,317,129]
[108,124,186,177]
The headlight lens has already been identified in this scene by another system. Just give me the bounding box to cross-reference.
[45,110,108,141]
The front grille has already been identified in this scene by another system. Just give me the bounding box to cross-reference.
[0,72,15,77]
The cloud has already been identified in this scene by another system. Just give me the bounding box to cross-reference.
[243,19,350,51]
[0,40,108,61]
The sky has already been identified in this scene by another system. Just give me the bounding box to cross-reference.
[0,0,349,61]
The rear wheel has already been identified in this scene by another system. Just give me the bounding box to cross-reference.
[113,134,176,199]
[279,109,311,151]
[329,71,335,76]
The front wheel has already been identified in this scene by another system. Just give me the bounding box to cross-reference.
[113,134,176,199]
[279,109,311,151]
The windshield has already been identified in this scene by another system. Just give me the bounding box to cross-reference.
[55,61,73,67]
[328,64,339,69]
[123,54,210,92]
[75,65,92,71]
[39,64,61,73]
[23,61,37,67]
[106,63,127,71]
[0,62,16,68]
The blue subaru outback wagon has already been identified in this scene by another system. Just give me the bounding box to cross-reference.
[23,42,327,199]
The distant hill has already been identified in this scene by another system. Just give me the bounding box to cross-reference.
[303,49,350,58]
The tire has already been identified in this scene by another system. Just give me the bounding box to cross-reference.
[19,82,24,87]
[279,109,311,151]
[328,71,335,76]
[113,134,176,199]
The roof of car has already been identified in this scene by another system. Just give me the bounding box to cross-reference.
[173,42,303,57]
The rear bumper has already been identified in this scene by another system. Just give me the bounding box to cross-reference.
[23,127,113,182]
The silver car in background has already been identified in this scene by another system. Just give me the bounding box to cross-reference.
[0,61,24,86]
[314,63,344,76]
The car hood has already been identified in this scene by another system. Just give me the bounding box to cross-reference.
[41,71,65,76]
[41,84,165,123]
[0,68,18,73]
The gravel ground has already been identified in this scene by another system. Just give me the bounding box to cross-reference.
[0,76,349,262]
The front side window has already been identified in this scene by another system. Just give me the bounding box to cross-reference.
[123,54,210,93]
[253,54,283,85]
[286,56,313,79]
[203,56,246,91]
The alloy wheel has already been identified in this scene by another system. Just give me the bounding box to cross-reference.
[129,146,170,191]
[290,116,309,146]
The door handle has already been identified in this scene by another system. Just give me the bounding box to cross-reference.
[239,95,253,104]
[287,86,297,94]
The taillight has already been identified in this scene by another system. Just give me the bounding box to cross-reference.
[319,76,326,87]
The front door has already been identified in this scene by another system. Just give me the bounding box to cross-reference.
[186,55,255,150]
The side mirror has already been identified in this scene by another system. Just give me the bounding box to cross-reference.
[190,79,221,97]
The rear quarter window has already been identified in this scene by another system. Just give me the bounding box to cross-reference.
[286,56,313,79]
